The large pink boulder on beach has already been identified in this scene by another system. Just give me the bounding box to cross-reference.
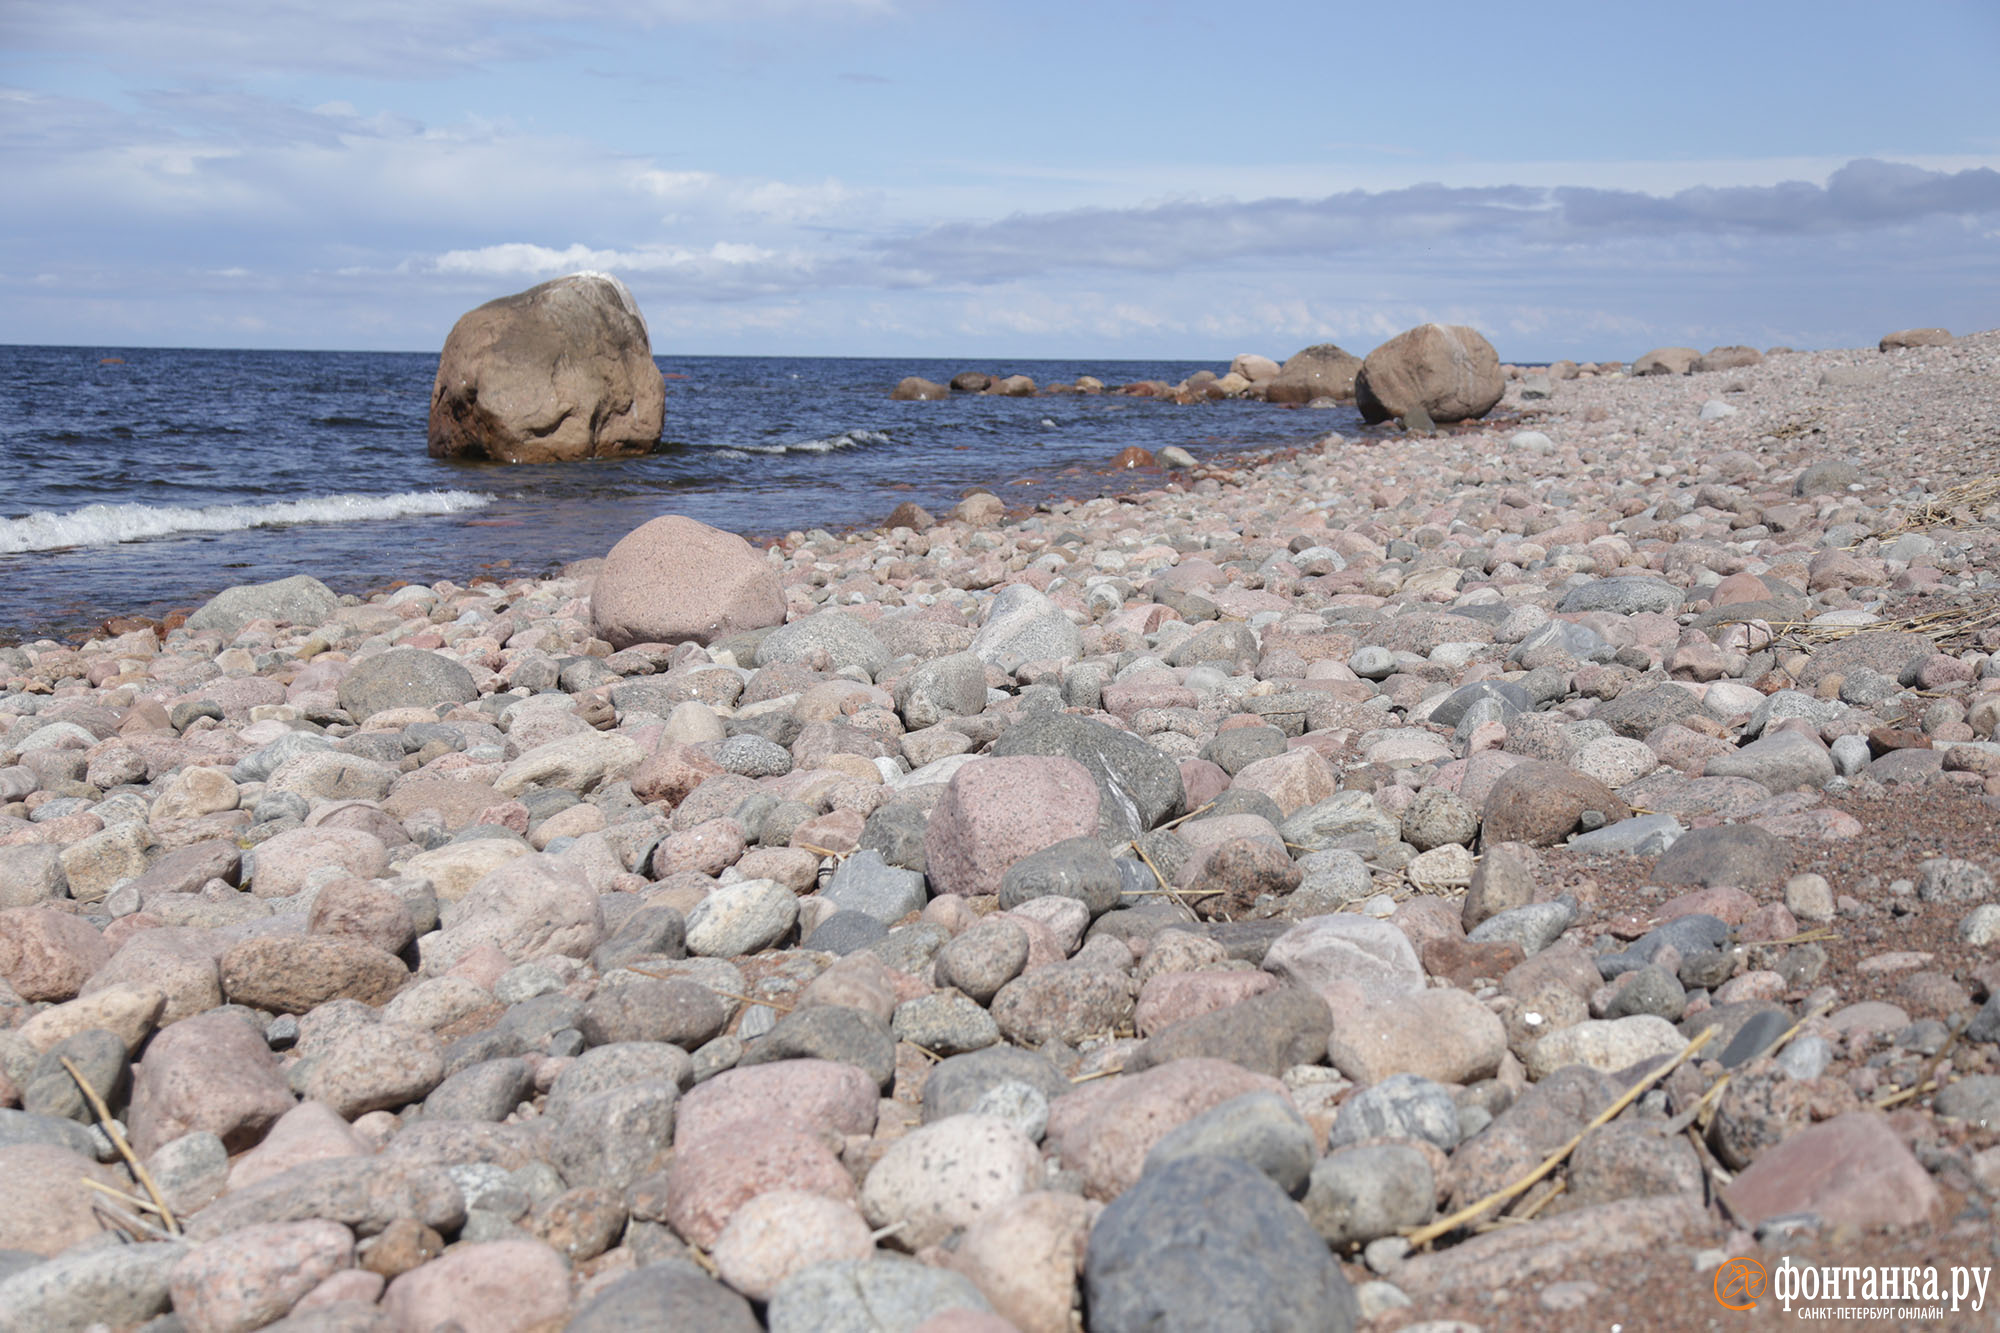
[923,757,1101,897]
[590,515,786,649]
[1355,323,1505,424]
[428,272,663,464]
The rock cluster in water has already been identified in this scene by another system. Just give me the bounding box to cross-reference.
[0,331,1997,1330]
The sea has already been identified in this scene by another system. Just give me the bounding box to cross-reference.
[0,347,1361,643]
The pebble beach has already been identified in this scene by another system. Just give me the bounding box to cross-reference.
[2,332,1999,1331]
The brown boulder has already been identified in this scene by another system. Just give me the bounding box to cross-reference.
[1631,346,1699,376]
[1480,760,1630,847]
[427,272,664,463]
[1693,345,1763,372]
[891,376,949,401]
[1354,324,1504,424]
[950,371,992,392]
[1229,353,1281,383]
[986,374,1037,396]
[1879,327,1951,351]
[219,935,410,1014]
[589,514,785,650]
[1264,344,1361,404]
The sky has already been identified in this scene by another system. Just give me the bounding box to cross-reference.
[2,1,1997,361]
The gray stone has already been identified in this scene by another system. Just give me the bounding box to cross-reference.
[932,917,1030,1005]
[1143,1091,1316,1196]
[580,979,728,1050]
[336,648,479,723]
[685,878,796,957]
[805,912,890,955]
[756,613,892,680]
[0,1241,186,1332]
[1427,680,1532,731]
[990,713,1185,846]
[1557,577,1682,616]
[824,850,928,925]
[708,734,793,778]
[569,1258,760,1333]
[186,575,338,636]
[1398,787,1480,852]
[1086,1155,1358,1332]
[1604,966,1686,1023]
[891,992,999,1056]
[590,904,687,972]
[857,803,930,874]
[1717,1008,1791,1068]
[1292,850,1375,911]
[1466,900,1574,956]
[1201,726,1288,776]
[894,653,988,729]
[547,1043,693,1121]
[1651,825,1790,888]
[1126,986,1332,1079]
[922,1046,1069,1125]
[998,835,1123,917]
[1917,858,1996,904]
[741,1005,897,1090]
[183,1158,464,1240]
[969,585,1083,674]
[1933,1075,2000,1128]
[1598,914,1732,980]
[1589,684,1703,739]
[1282,791,1402,859]
[1567,813,1684,856]
[1704,731,1835,792]
[863,922,951,976]
[971,1080,1050,1144]
[1327,1073,1460,1153]
[767,1256,993,1333]
[0,1108,98,1157]
[422,1058,534,1122]
[1744,690,1848,740]
[1303,1144,1437,1250]
[24,1028,127,1124]
[0,845,66,908]
[548,1079,679,1190]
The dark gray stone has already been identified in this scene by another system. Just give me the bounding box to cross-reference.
[1590,684,1704,739]
[740,1004,897,1090]
[1934,1075,2000,1127]
[823,849,928,925]
[1598,914,1731,980]
[1200,726,1288,776]
[580,979,728,1050]
[547,1080,679,1191]
[422,1058,534,1123]
[1142,1091,1316,1196]
[0,1107,99,1157]
[1428,680,1533,730]
[336,647,479,722]
[1085,1155,1358,1333]
[1718,1008,1792,1068]
[1652,825,1791,889]
[590,904,687,973]
[24,1028,127,1124]
[1466,899,1574,956]
[991,713,1185,845]
[1557,577,1682,616]
[857,802,930,874]
[568,1259,759,1333]
[999,835,1123,917]
[547,1043,693,1121]
[1125,986,1332,1078]
[923,1046,1069,1124]
[805,911,891,956]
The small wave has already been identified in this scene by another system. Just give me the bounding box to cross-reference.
[0,491,495,555]
[711,429,890,457]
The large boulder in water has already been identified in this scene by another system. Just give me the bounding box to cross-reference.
[1264,344,1361,404]
[428,272,664,464]
[1354,323,1505,424]
[590,515,786,650]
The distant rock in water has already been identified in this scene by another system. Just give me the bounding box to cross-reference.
[428,272,664,464]
[1264,344,1361,404]
[1355,324,1505,425]
[949,371,992,393]
[890,377,949,401]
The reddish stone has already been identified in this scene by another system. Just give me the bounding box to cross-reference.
[1721,1111,1939,1228]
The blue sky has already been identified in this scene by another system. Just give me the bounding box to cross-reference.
[3,0,1996,360]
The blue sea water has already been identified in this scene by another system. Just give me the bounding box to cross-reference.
[0,347,1358,641]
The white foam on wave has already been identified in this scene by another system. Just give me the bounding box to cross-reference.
[726,428,891,457]
[0,491,495,556]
